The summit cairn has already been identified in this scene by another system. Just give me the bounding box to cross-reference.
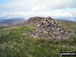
[30,17,74,40]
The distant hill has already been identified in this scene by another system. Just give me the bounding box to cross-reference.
[0,18,26,26]
[55,19,75,23]
[53,17,76,22]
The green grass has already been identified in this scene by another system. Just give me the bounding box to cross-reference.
[0,23,76,57]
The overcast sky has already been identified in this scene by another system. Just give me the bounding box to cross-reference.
[0,0,76,21]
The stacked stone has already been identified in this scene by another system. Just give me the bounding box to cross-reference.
[30,17,74,40]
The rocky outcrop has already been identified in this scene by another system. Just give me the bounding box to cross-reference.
[30,17,74,40]
[24,17,45,25]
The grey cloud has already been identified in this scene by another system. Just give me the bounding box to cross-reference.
[0,0,76,19]
[41,0,76,9]
[0,0,76,12]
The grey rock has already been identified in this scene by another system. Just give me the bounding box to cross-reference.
[30,17,74,40]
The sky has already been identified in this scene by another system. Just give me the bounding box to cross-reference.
[0,0,76,21]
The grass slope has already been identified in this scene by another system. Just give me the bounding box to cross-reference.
[0,23,76,57]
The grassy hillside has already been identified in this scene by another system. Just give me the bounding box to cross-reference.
[0,23,76,57]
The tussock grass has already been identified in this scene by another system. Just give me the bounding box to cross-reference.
[0,23,76,57]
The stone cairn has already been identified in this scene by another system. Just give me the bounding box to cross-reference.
[30,17,74,40]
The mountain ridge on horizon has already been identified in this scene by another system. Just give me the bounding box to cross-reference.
[0,17,76,26]
[0,16,76,22]
[0,18,26,26]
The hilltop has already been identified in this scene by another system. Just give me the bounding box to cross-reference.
[0,17,76,57]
